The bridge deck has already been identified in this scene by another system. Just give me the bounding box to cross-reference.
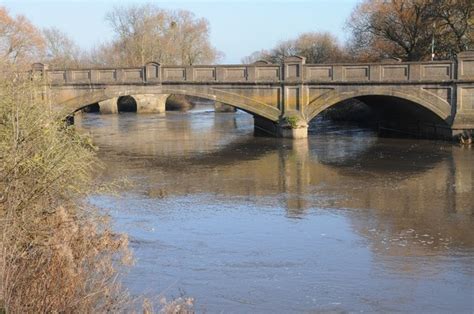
[34,52,474,139]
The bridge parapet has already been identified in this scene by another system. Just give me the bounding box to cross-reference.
[303,61,455,83]
[41,58,464,86]
[43,63,284,85]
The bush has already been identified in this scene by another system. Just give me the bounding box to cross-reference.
[0,70,131,312]
[284,116,300,129]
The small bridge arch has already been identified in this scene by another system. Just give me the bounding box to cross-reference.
[58,85,281,123]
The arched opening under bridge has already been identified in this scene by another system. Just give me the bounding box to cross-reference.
[117,96,137,113]
[309,95,451,139]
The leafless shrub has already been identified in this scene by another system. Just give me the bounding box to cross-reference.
[159,296,195,314]
[0,68,132,312]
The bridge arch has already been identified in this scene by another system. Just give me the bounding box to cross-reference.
[60,86,281,122]
[305,86,453,124]
[117,95,137,112]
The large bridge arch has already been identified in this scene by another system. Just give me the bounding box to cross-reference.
[305,86,453,124]
[57,85,281,122]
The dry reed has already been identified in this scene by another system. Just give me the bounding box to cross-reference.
[0,68,131,313]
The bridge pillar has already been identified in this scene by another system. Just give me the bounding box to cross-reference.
[278,117,308,139]
[254,116,308,139]
[99,97,119,114]
[452,51,474,138]
[214,101,236,112]
[133,94,169,113]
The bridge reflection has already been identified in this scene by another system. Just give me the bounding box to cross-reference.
[77,112,473,257]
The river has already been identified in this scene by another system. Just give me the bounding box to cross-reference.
[76,106,473,313]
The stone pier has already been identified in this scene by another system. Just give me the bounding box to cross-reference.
[99,97,119,114]
[134,94,169,113]
[254,116,309,139]
[98,94,169,114]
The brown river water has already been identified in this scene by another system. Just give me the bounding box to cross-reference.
[76,106,474,313]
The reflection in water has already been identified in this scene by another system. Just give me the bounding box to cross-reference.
[76,108,474,313]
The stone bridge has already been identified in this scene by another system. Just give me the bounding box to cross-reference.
[37,51,474,139]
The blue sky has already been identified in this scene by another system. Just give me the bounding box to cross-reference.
[2,0,360,63]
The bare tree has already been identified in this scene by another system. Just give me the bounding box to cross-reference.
[431,0,473,58]
[172,10,222,65]
[241,49,273,64]
[347,0,473,61]
[0,6,45,67]
[242,32,347,64]
[42,27,84,68]
[100,4,222,66]
[294,32,348,63]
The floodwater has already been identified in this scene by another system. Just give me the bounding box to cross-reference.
[76,107,474,313]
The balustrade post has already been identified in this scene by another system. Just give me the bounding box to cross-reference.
[452,51,474,134]
[457,51,474,80]
[145,62,161,83]
[31,63,48,80]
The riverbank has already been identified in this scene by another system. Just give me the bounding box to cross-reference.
[0,73,132,312]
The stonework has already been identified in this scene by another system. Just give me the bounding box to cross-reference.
[99,97,119,114]
[35,52,474,139]
[134,94,169,113]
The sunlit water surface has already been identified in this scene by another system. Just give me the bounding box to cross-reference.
[76,107,474,313]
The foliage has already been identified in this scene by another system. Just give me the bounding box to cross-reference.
[0,4,221,69]
[43,27,85,69]
[0,69,132,312]
[284,116,300,129]
[244,1,472,64]
[431,0,474,58]
[242,32,348,64]
[158,297,195,314]
[95,4,222,67]
[346,0,473,61]
[0,7,45,67]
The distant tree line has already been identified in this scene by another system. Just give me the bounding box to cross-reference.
[348,0,473,61]
[0,0,472,71]
[243,0,473,63]
[0,4,221,70]
[241,32,349,64]
[94,4,222,67]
